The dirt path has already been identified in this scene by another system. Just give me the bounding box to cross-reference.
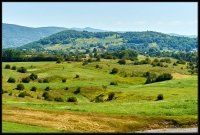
[136,128,198,133]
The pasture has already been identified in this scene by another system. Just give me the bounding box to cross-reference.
[2,58,198,132]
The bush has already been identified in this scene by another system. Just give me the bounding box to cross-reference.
[11,66,17,70]
[16,84,25,90]
[65,87,69,90]
[45,86,50,91]
[110,81,118,85]
[5,64,11,69]
[75,74,79,78]
[38,79,42,83]
[18,91,31,98]
[82,61,88,66]
[30,86,37,92]
[17,67,27,73]
[118,59,126,65]
[156,94,164,101]
[108,92,115,101]
[7,77,16,83]
[9,92,12,96]
[22,77,31,83]
[42,91,50,99]
[96,64,99,68]
[54,97,64,102]
[110,68,119,74]
[74,87,81,94]
[67,97,77,102]
[29,73,38,80]
[156,73,173,82]
[56,59,62,63]
[43,78,49,83]
[62,78,66,83]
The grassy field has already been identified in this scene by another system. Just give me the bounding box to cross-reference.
[2,58,198,132]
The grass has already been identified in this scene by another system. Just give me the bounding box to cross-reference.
[2,58,198,132]
[2,121,60,133]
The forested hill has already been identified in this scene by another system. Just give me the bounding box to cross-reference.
[17,30,197,54]
[3,23,68,48]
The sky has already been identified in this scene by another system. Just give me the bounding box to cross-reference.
[2,2,198,35]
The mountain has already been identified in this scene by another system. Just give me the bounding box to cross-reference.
[17,30,197,54]
[3,23,108,48]
[167,33,197,38]
[2,23,68,48]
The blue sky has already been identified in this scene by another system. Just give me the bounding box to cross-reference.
[3,2,198,35]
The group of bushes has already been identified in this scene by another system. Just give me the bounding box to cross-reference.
[38,78,49,83]
[42,91,77,102]
[134,58,151,65]
[144,72,173,84]
[7,73,38,84]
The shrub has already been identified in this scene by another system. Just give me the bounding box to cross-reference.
[45,96,54,101]
[62,78,66,83]
[30,86,37,92]
[173,63,177,66]
[22,77,31,83]
[153,58,159,62]
[29,73,38,80]
[75,74,79,78]
[110,68,119,74]
[156,94,164,101]
[176,60,186,64]
[45,86,50,91]
[118,59,126,65]
[94,94,104,102]
[5,64,11,69]
[65,87,69,90]
[42,91,50,99]
[43,78,49,83]
[9,92,12,96]
[18,91,31,98]
[156,73,173,82]
[38,79,43,83]
[96,64,99,68]
[18,92,26,98]
[16,84,25,90]
[54,97,64,102]
[107,92,115,101]
[74,87,81,94]
[7,77,16,83]
[82,61,88,66]
[110,81,118,85]
[17,67,27,73]
[67,97,77,102]
[56,59,62,64]
[11,66,17,70]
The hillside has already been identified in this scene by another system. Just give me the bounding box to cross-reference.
[17,30,197,54]
[2,24,108,48]
[2,23,69,48]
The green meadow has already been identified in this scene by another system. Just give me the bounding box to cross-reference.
[2,58,198,132]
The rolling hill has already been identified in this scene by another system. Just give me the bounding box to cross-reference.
[17,30,197,54]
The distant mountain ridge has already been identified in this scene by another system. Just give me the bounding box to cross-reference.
[2,23,107,48]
